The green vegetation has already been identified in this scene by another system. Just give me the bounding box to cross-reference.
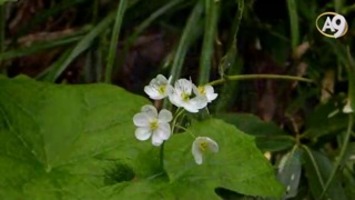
[0,0,354,199]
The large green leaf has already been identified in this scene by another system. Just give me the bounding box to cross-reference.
[164,119,285,199]
[0,76,157,199]
[217,113,294,152]
[0,76,283,199]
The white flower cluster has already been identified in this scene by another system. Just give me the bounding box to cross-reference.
[133,74,219,165]
[144,74,218,112]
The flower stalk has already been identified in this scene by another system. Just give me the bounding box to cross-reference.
[209,74,314,86]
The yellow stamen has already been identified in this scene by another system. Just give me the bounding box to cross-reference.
[149,119,159,130]
[198,86,205,95]
[158,85,166,94]
[181,92,190,102]
[199,141,209,152]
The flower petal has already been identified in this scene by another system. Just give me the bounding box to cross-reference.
[144,74,171,100]
[175,79,193,95]
[133,113,150,127]
[141,105,158,117]
[155,123,171,140]
[151,133,164,146]
[205,137,219,153]
[343,100,353,113]
[190,96,208,110]
[182,102,199,113]
[158,109,173,122]
[191,137,219,164]
[144,86,163,100]
[135,127,151,141]
[192,141,203,165]
[156,74,168,83]
[204,85,218,102]
[169,91,183,108]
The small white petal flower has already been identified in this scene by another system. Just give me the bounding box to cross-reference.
[144,74,173,100]
[169,79,208,113]
[343,99,353,113]
[193,85,218,103]
[133,105,173,146]
[192,136,219,165]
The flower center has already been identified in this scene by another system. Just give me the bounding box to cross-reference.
[158,85,166,94]
[199,141,209,152]
[198,86,206,95]
[181,92,190,102]
[149,119,159,131]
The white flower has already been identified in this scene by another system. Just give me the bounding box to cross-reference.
[343,99,353,113]
[169,79,208,113]
[133,105,173,146]
[144,74,173,100]
[192,136,219,165]
[193,84,218,103]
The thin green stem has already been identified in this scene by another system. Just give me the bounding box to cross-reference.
[104,0,127,83]
[171,108,185,134]
[287,0,299,52]
[302,145,325,190]
[320,114,354,199]
[175,124,196,139]
[209,74,314,86]
[160,142,165,170]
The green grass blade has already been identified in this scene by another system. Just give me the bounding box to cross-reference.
[215,0,244,112]
[0,27,89,61]
[128,0,183,45]
[170,0,204,82]
[104,0,128,83]
[287,0,299,52]
[117,0,183,78]
[36,48,72,80]
[40,12,116,82]
[14,0,86,40]
[198,0,220,85]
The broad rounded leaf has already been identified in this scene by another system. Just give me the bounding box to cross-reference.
[0,76,284,199]
[0,76,160,199]
[217,113,294,152]
[164,119,284,199]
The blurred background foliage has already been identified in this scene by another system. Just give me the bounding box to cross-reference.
[0,0,354,199]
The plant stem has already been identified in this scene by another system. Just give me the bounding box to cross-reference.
[302,145,325,190]
[160,141,165,170]
[320,114,354,199]
[287,0,299,52]
[171,108,185,133]
[104,0,127,83]
[209,74,314,86]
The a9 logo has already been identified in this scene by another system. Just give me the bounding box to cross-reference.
[316,12,348,38]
